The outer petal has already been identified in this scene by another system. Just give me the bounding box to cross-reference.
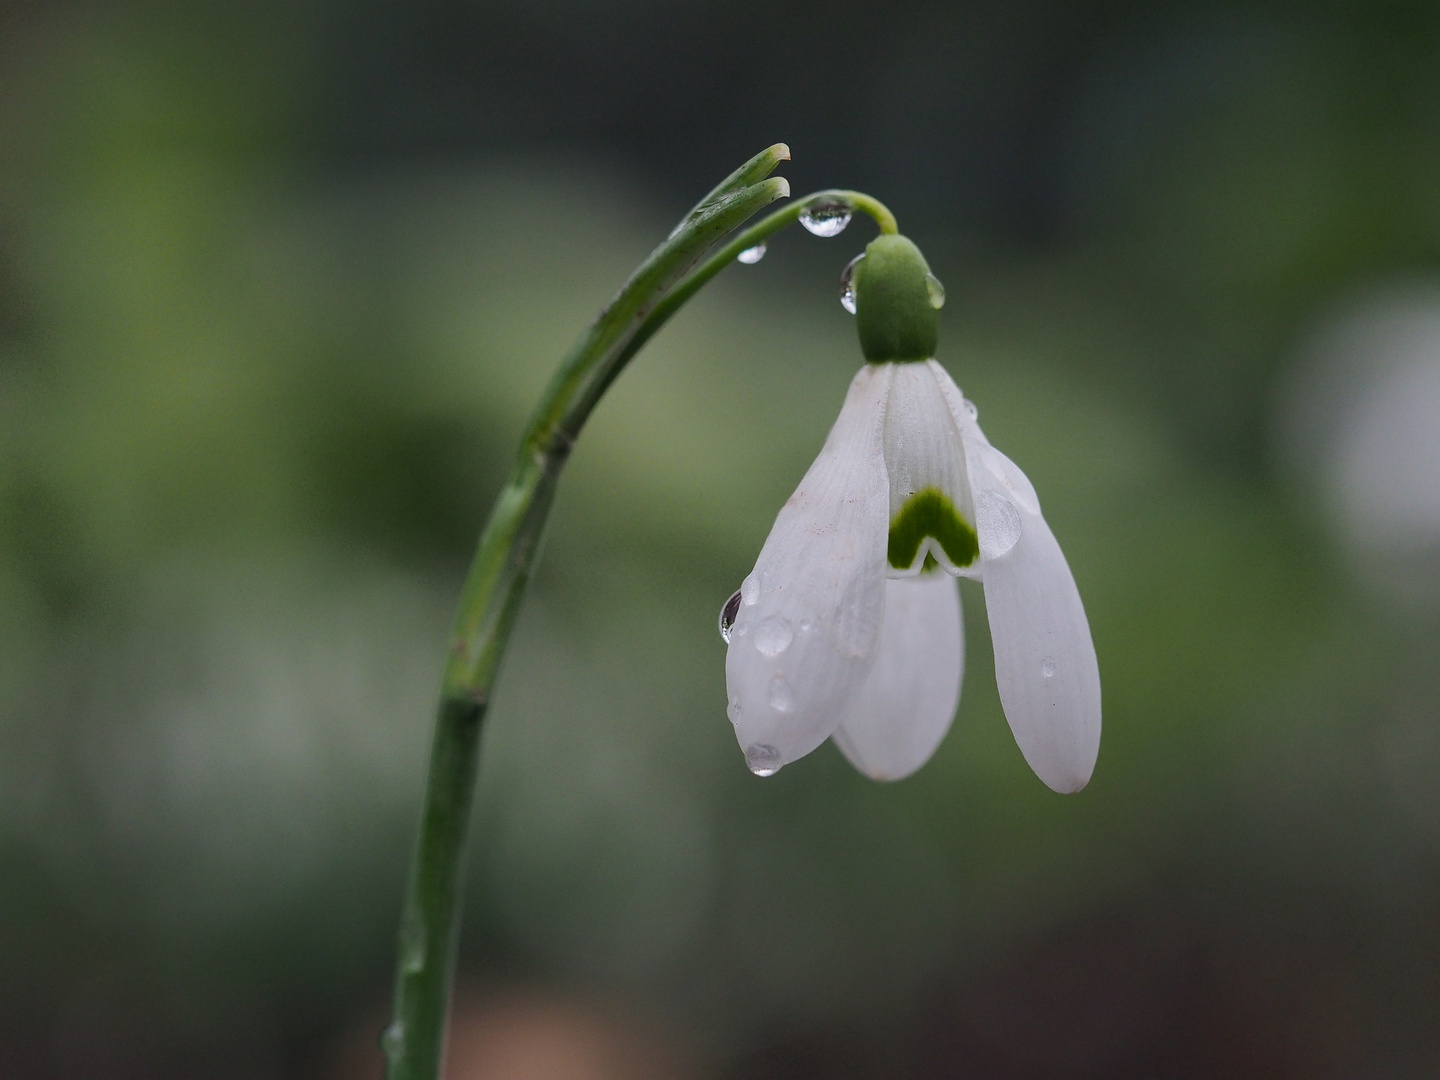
[831,571,963,781]
[725,364,893,775]
[930,360,1101,794]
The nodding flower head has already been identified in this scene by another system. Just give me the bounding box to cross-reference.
[721,232,1100,791]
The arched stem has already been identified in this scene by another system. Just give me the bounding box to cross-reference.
[381,151,897,1080]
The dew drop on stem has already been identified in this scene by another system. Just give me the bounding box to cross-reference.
[800,200,853,237]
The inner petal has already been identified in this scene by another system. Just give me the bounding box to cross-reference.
[882,362,978,576]
[887,487,978,572]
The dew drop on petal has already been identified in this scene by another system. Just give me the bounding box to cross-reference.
[767,673,795,713]
[1041,657,1056,678]
[925,271,946,309]
[753,617,793,657]
[745,743,783,777]
[740,573,759,605]
[800,200,853,237]
[963,398,979,420]
[727,694,743,725]
[737,243,767,264]
[976,491,1023,560]
[839,252,865,314]
[798,615,816,633]
[718,588,743,643]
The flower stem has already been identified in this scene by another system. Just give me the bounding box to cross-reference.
[380,155,898,1080]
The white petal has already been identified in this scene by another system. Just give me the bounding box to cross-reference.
[929,360,1101,793]
[726,364,893,774]
[831,571,963,781]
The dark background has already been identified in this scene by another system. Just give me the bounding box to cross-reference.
[3,1,1440,1076]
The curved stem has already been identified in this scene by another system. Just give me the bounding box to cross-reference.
[601,190,898,398]
[381,160,897,1080]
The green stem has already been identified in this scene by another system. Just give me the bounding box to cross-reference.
[381,162,897,1080]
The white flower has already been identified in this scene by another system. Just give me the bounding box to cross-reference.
[722,358,1100,792]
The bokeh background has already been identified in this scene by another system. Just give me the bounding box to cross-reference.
[4,1,1440,1076]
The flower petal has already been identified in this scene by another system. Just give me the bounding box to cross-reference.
[882,361,978,576]
[929,360,1101,793]
[831,571,963,781]
[725,364,893,774]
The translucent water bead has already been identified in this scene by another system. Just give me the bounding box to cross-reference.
[839,253,865,314]
[799,200,853,237]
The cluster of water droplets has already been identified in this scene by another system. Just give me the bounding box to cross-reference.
[734,200,854,268]
[718,574,821,777]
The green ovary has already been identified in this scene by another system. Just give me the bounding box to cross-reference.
[887,487,979,571]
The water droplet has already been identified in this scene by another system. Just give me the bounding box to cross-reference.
[768,673,795,713]
[798,615,816,633]
[976,491,1022,560]
[800,200,853,237]
[963,398,978,420]
[1041,657,1056,678]
[753,617,793,657]
[380,1022,406,1058]
[719,589,743,643]
[745,743,783,777]
[925,271,946,309]
[740,573,759,605]
[727,695,743,725]
[737,243,767,265]
[839,253,865,314]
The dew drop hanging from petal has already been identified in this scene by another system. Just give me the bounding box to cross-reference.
[718,588,744,643]
[737,243,767,264]
[745,743,782,777]
[839,253,865,314]
[800,200,853,237]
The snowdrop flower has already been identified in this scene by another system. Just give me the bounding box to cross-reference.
[721,234,1100,791]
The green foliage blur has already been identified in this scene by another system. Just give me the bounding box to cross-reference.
[3,2,1440,1077]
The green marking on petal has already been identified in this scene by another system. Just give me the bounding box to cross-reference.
[887,487,979,571]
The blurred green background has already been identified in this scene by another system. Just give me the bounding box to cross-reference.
[3,1,1440,1076]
